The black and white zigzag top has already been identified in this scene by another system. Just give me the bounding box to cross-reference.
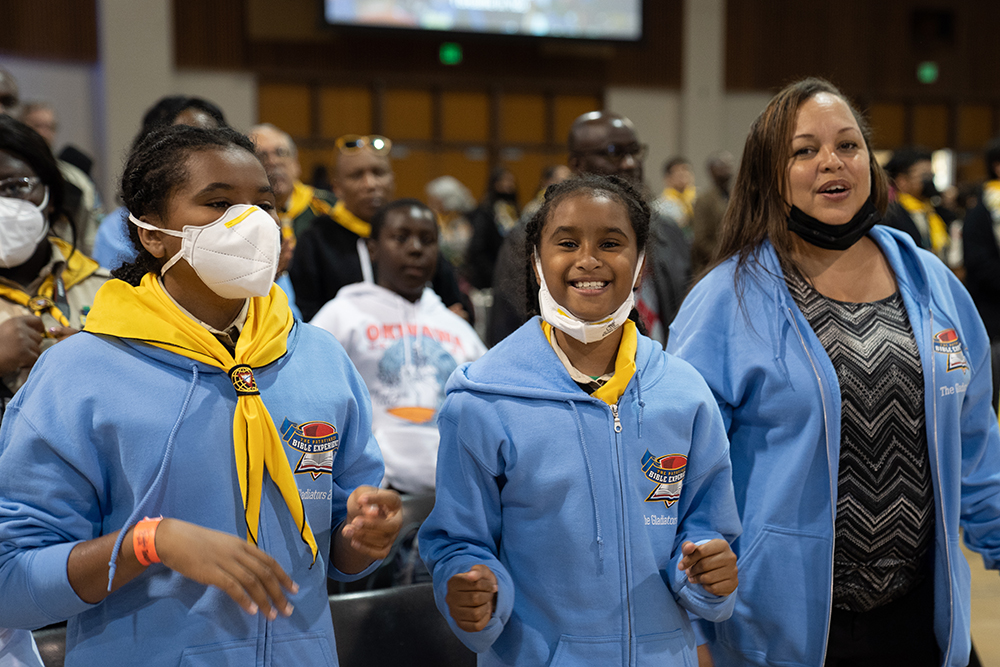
[786,271,935,613]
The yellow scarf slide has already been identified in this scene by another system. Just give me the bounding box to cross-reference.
[85,274,318,564]
[0,237,100,328]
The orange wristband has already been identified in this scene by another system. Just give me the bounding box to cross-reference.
[133,516,163,566]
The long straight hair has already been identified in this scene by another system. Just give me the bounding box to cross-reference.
[706,78,889,296]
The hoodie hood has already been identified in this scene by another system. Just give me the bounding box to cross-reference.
[448,316,665,402]
[334,281,444,312]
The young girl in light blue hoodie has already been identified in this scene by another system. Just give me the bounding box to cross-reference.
[420,174,741,666]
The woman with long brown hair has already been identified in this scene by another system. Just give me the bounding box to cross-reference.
[669,78,1000,666]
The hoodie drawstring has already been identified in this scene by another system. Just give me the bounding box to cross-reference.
[107,365,200,591]
[635,379,645,440]
[568,400,604,561]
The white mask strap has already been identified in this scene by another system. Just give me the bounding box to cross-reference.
[128,213,185,275]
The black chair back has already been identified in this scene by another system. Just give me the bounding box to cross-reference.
[330,582,475,666]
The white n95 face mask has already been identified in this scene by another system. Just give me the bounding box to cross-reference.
[534,250,645,344]
[0,188,50,268]
[129,204,280,299]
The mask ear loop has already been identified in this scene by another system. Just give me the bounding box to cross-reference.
[128,213,186,276]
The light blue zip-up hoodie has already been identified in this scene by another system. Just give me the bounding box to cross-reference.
[419,318,742,666]
[668,226,1000,667]
[0,322,384,666]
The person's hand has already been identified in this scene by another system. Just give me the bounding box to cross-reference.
[446,564,497,633]
[0,315,44,376]
[153,518,298,619]
[678,539,738,596]
[342,486,402,560]
[47,325,78,342]
[447,302,470,322]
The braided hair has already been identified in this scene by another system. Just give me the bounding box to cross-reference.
[523,173,650,318]
[112,124,258,286]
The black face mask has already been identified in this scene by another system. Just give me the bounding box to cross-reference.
[921,175,939,200]
[787,196,881,251]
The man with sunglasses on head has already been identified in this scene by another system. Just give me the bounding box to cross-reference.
[290,134,470,322]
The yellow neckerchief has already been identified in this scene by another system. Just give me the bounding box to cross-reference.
[542,319,638,406]
[283,181,315,223]
[983,181,1000,216]
[281,182,338,242]
[331,200,372,238]
[897,192,949,252]
[660,186,695,220]
[84,275,318,564]
[0,237,99,328]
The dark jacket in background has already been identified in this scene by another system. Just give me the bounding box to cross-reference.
[290,215,469,322]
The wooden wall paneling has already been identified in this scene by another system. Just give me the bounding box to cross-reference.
[868,103,907,151]
[500,93,547,144]
[553,94,603,146]
[389,147,434,201]
[258,82,312,137]
[295,147,337,188]
[383,89,433,141]
[966,2,1000,95]
[606,0,683,87]
[0,0,98,61]
[174,0,246,69]
[441,91,490,143]
[501,150,563,209]
[956,105,993,151]
[319,86,372,139]
[912,104,949,149]
[437,149,489,203]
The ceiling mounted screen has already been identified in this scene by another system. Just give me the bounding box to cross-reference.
[324,1,643,42]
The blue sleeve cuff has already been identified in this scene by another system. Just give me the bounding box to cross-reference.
[25,541,97,627]
[666,543,736,623]
[328,556,382,582]
[431,556,514,654]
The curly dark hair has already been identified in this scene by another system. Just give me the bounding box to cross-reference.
[112,124,258,286]
[523,173,650,318]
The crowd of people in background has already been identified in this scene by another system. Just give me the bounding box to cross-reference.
[0,63,998,667]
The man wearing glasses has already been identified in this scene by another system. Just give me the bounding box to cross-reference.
[489,111,691,346]
[249,123,338,241]
[290,134,469,322]
[567,112,691,344]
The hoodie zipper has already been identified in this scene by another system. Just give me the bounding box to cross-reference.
[786,308,836,667]
[928,309,954,664]
[609,400,631,664]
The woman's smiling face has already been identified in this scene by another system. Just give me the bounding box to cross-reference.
[786,92,871,226]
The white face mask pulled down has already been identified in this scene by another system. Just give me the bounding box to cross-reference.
[534,250,645,344]
[129,204,280,299]
[0,188,50,268]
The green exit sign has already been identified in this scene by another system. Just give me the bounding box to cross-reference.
[917,61,939,84]
[440,42,463,66]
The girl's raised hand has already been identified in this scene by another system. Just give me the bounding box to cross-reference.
[341,485,403,560]
[678,539,738,596]
[154,518,299,619]
[446,564,497,633]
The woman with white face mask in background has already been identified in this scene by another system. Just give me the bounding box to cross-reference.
[0,115,108,426]
[0,124,402,666]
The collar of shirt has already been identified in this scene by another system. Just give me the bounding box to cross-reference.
[158,277,249,349]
